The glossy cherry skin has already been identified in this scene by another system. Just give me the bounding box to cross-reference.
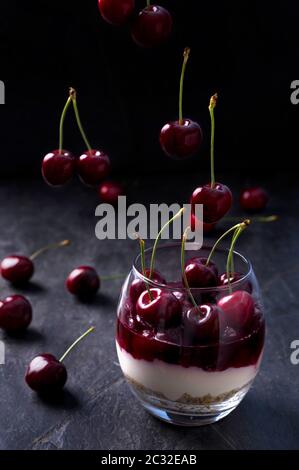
[0,255,34,285]
[160,120,203,160]
[98,180,124,205]
[77,150,111,186]
[183,304,220,344]
[219,272,252,293]
[42,150,75,186]
[129,270,166,303]
[0,295,32,331]
[184,259,218,288]
[98,0,135,25]
[218,290,255,330]
[66,266,100,298]
[191,183,233,224]
[240,187,268,212]
[136,288,182,328]
[131,5,172,48]
[190,213,215,234]
[25,354,67,394]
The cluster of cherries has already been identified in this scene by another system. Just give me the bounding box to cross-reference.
[0,239,113,394]
[98,0,173,48]
[42,87,124,206]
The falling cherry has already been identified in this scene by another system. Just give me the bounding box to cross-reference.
[131,1,172,48]
[25,326,95,394]
[98,0,135,26]
[240,187,269,212]
[160,48,203,160]
[98,180,124,205]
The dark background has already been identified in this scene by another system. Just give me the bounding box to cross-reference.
[0,0,299,178]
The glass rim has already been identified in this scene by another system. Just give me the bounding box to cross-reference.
[132,242,253,293]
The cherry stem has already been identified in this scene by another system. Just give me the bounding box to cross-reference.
[147,0,151,6]
[179,48,191,125]
[30,240,70,261]
[209,93,218,188]
[149,207,185,279]
[226,221,250,292]
[205,220,249,266]
[224,215,278,223]
[59,96,72,153]
[59,326,95,363]
[69,88,92,151]
[138,236,153,301]
[181,227,198,309]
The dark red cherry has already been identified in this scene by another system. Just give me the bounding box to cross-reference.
[66,266,100,298]
[98,180,124,205]
[42,150,75,186]
[240,187,268,212]
[218,290,255,330]
[0,255,34,285]
[144,269,166,284]
[0,295,32,331]
[187,257,219,278]
[183,304,220,344]
[98,0,135,25]
[129,270,166,303]
[160,119,203,160]
[131,5,172,48]
[25,354,67,394]
[190,213,215,234]
[184,259,218,288]
[77,149,111,186]
[219,272,252,293]
[136,288,181,328]
[191,183,233,224]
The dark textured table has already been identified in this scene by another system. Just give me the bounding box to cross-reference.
[0,172,298,450]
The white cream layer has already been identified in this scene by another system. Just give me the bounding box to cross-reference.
[116,342,261,401]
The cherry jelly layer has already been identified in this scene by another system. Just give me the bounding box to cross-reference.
[117,299,265,372]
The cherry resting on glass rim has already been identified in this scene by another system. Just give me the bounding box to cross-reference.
[184,258,218,288]
[25,354,67,394]
[240,187,269,212]
[136,288,181,328]
[98,180,124,205]
[191,183,233,224]
[129,269,166,303]
[131,5,172,48]
[42,150,75,187]
[0,295,32,331]
[77,150,111,186]
[98,0,135,25]
[1,255,34,285]
[66,266,100,298]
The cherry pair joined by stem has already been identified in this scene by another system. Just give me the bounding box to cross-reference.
[160,48,203,160]
[240,187,268,212]
[42,88,111,187]
[191,94,232,224]
[0,240,70,285]
[25,327,94,394]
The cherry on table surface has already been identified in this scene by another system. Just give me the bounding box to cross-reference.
[42,150,75,187]
[77,149,111,186]
[131,5,172,48]
[98,0,135,25]
[0,255,34,285]
[240,187,269,212]
[160,119,203,160]
[98,180,124,205]
[0,295,32,332]
[66,266,100,298]
[218,290,255,330]
[136,288,182,328]
[184,258,218,288]
[183,304,220,344]
[191,182,233,224]
[25,326,94,394]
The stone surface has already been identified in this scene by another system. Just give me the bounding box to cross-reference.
[0,172,298,450]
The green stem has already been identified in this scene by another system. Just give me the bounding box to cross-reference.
[146,0,150,6]
[59,97,72,152]
[225,215,278,223]
[149,208,185,279]
[59,326,95,363]
[206,221,247,266]
[179,48,191,125]
[30,240,70,261]
[226,221,250,292]
[209,93,218,188]
[70,88,92,151]
[181,227,198,309]
[138,237,153,301]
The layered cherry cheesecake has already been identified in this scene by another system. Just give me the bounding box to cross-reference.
[116,267,265,408]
